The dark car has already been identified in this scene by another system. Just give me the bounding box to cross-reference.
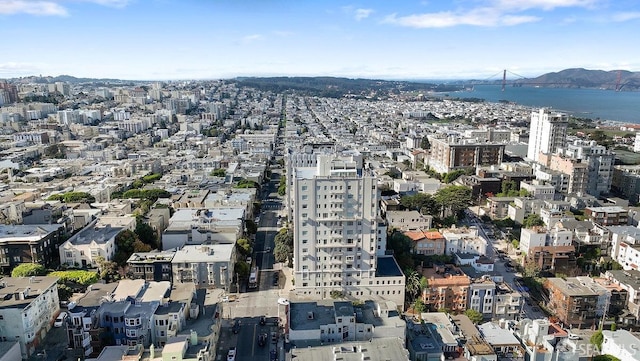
[270,350,277,361]
[258,333,267,347]
[271,331,278,343]
[260,316,266,325]
[232,320,240,334]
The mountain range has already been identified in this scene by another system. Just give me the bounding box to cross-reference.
[7,68,640,91]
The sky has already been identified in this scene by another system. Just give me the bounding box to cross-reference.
[1,0,639,80]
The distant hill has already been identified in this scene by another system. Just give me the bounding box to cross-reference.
[233,76,463,98]
[12,74,139,84]
[513,68,640,91]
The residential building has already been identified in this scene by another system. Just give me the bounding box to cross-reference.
[421,265,470,313]
[287,300,404,343]
[519,227,547,254]
[161,208,244,251]
[545,277,598,328]
[402,230,445,255]
[609,226,640,271]
[289,153,404,305]
[537,153,588,195]
[171,244,235,290]
[563,140,614,196]
[59,217,133,268]
[0,277,60,359]
[486,197,515,219]
[0,224,65,273]
[451,314,497,361]
[584,206,629,226]
[407,312,461,360]
[468,278,496,319]
[127,250,175,283]
[441,227,488,256]
[493,283,522,321]
[385,210,432,231]
[526,246,577,275]
[507,198,545,225]
[519,180,555,200]
[603,269,640,319]
[428,136,505,174]
[601,330,640,361]
[477,322,525,360]
[527,108,568,162]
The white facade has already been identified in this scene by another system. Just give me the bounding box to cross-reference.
[290,153,404,305]
[526,108,568,162]
[519,228,547,254]
[601,330,640,361]
[442,228,488,256]
[0,277,60,359]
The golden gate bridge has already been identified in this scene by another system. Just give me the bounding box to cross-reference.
[466,69,628,92]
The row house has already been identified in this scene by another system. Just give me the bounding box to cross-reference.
[603,270,640,320]
[127,250,175,282]
[0,224,65,273]
[171,244,235,290]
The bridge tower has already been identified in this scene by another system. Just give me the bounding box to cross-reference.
[501,69,507,92]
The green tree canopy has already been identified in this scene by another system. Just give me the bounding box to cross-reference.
[135,217,157,247]
[590,330,604,350]
[210,168,226,177]
[114,230,140,265]
[464,309,484,324]
[49,270,99,286]
[420,137,430,150]
[236,238,252,257]
[11,263,47,277]
[95,256,120,282]
[523,214,545,228]
[387,231,414,270]
[413,298,426,314]
[400,193,441,216]
[47,191,95,203]
[434,185,473,218]
[234,261,250,280]
[274,228,294,266]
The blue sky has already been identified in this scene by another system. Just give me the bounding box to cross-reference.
[1,0,639,80]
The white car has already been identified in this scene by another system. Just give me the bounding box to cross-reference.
[227,347,236,361]
[54,311,68,327]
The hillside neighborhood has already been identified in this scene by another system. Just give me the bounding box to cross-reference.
[1,78,640,361]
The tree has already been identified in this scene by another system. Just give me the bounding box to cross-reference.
[443,169,466,184]
[234,261,250,280]
[274,228,293,266]
[434,185,473,218]
[135,218,157,247]
[420,137,431,150]
[387,231,414,270]
[210,168,226,177]
[133,240,152,252]
[11,263,47,277]
[511,239,520,251]
[406,271,422,302]
[413,298,426,314]
[58,284,73,301]
[523,214,545,228]
[95,256,120,282]
[245,219,257,235]
[114,230,140,265]
[610,323,617,331]
[593,356,621,361]
[400,193,441,216]
[236,238,252,257]
[465,309,484,324]
[590,329,604,350]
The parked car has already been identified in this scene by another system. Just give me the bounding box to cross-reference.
[54,312,68,327]
[271,331,278,343]
[227,347,236,361]
[260,316,266,325]
[232,321,240,334]
[258,333,267,347]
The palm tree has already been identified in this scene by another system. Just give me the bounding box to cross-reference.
[406,270,422,302]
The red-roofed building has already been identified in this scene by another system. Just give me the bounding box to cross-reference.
[403,230,445,255]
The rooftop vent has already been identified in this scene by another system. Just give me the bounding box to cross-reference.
[307,312,314,320]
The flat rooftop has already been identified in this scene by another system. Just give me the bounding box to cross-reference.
[290,338,409,361]
[375,256,403,277]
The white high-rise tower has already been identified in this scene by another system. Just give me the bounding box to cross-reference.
[527,108,568,162]
[288,152,405,306]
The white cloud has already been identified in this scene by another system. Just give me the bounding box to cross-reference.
[383,0,600,28]
[384,7,540,28]
[242,34,263,43]
[0,1,68,16]
[354,8,373,21]
[0,62,44,75]
[611,11,640,22]
[0,0,132,16]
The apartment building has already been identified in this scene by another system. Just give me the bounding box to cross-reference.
[486,197,515,219]
[526,246,577,274]
[161,208,244,251]
[468,278,496,319]
[289,153,404,306]
[609,226,640,271]
[385,210,432,231]
[545,277,598,328]
[428,136,505,174]
[584,206,629,226]
[0,277,60,359]
[441,227,488,256]
[537,153,588,195]
[604,270,640,319]
[127,250,175,282]
[171,244,235,290]
[421,265,470,313]
[0,224,65,273]
[527,108,568,162]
